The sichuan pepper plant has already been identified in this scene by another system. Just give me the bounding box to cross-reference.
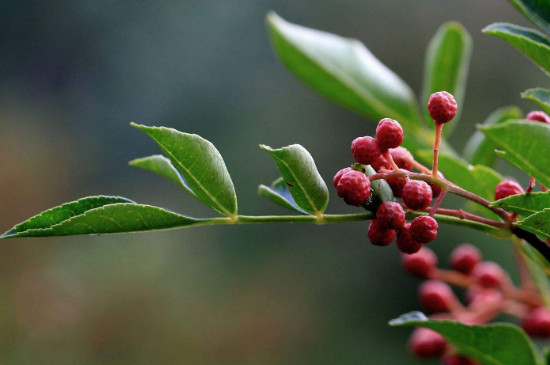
[4,1,550,364]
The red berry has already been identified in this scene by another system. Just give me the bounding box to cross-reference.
[526,111,550,124]
[376,118,403,150]
[389,147,413,171]
[367,219,395,246]
[403,180,433,210]
[351,136,382,165]
[402,247,437,278]
[410,216,438,243]
[409,328,447,358]
[376,202,405,230]
[522,307,550,338]
[396,224,423,254]
[450,244,482,275]
[333,167,352,188]
[386,176,407,198]
[419,280,456,313]
[428,91,457,124]
[336,170,371,206]
[371,155,392,171]
[472,261,506,288]
[442,355,479,365]
[494,180,524,200]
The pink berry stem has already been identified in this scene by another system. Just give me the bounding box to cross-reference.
[470,303,502,324]
[383,150,401,171]
[400,202,504,227]
[501,300,529,319]
[432,123,443,179]
[410,160,431,175]
[429,208,505,228]
[504,286,543,307]
[433,268,543,308]
[432,268,474,287]
[429,189,447,217]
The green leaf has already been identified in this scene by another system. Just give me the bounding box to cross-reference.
[258,177,309,214]
[2,198,201,238]
[266,12,420,130]
[422,22,472,134]
[464,106,523,167]
[522,88,550,115]
[390,311,542,365]
[516,208,550,239]
[517,242,550,307]
[508,0,550,34]
[492,192,550,217]
[129,154,193,194]
[480,120,550,188]
[2,196,133,237]
[483,23,550,76]
[261,144,328,215]
[132,123,238,218]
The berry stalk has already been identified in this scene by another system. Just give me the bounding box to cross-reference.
[432,123,443,179]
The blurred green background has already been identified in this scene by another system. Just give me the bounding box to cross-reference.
[0,0,544,363]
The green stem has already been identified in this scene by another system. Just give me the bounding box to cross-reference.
[193,211,509,238]
[237,212,373,224]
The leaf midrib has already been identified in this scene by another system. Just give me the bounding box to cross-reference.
[155,136,234,217]
[269,152,321,215]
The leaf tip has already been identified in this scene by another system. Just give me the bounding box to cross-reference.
[130,122,150,132]
[257,184,268,195]
[481,24,494,34]
[0,229,16,239]
[265,10,280,25]
[259,144,273,152]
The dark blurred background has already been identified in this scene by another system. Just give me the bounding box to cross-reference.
[0,0,544,363]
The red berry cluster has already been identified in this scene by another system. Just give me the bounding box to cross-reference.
[402,245,549,362]
[332,90,550,362]
[334,116,443,254]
